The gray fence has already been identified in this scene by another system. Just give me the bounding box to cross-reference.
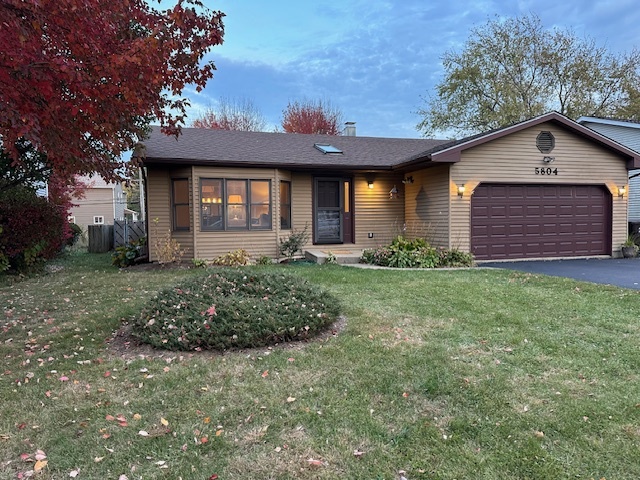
[114,220,146,248]
[87,225,114,253]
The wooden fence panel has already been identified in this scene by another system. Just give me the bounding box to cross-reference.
[114,220,146,247]
[88,225,114,253]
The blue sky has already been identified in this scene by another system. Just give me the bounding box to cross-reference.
[182,0,640,139]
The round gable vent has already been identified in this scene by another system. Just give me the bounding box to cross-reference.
[536,131,555,154]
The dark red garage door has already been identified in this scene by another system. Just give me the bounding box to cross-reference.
[471,184,611,260]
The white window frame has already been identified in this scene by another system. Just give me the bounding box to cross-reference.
[93,216,104,225]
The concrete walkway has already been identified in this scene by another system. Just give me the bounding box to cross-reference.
[482,257,640,290]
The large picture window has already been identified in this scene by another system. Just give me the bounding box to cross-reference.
[280,181,291,229]
[200,178,272,231]
[172,178,190,231]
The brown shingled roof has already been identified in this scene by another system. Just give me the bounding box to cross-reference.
[141,126,450,170]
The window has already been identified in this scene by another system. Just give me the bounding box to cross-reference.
[200,178,272,231]
[68,216,76,224]
[280,181,291,229]
[250,180,271,229]
[93,216,104,225]
[172,178,190,231]
[200,179,223,230]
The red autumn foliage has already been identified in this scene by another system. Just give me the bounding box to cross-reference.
[0,0,225,181]
[281,99,343,135]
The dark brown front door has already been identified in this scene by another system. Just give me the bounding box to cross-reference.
[314,178,353,244]
[471,183,611,260]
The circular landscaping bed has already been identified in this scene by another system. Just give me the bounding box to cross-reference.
[132,269,341,351]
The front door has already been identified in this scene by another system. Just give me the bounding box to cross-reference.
[314,178,353,244]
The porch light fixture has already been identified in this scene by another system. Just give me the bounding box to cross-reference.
[389,185,399,199]
[457,184,466,197]
[618,186,626,198]
[367,180,374,189]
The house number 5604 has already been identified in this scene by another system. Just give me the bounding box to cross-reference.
[535,167,558,175]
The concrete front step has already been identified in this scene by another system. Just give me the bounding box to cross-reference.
[304,248,364,265]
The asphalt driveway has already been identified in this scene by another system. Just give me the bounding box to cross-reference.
[482,257,640,290]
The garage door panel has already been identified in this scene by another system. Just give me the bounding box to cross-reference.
[471,184,611,260]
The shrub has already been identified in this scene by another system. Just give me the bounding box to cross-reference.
[0,184,68,273]
[361,235,474,268]
[66,222,83,246]
[152,218,184,265]
[132,269,341,351]
[279,224,310,260]
[211,249,250,266]
[111,237,147,268]
[256,255,273,265]
[191,258,208,268]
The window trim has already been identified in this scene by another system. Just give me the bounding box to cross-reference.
[200,178,224,231]
[171,178,190,232]
[93,216,104,225]
[280,180,292,230]
[250,179,272,230]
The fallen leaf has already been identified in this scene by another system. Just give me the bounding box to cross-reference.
[103,371,111,378]
[215,429,223,436]
[69,469,80,477]
[307,458,323,467]
[94,457,104,463]
[118,475,128,480]
[286,396,296,403]
[203,417,211,424]
[402,392,409,398]
[160,418,169,426]
[133,413,141,421]
[209,475,218,480]
[35,450,46,461]
[534,431,545,438]
[138,430,149,437]
[116,415,126,422]
[353,449,365,457]
[261,370,269,378]
[105,415,115,421]
[34,459,47,472]
[59,376,69,382]
[200,436,208,444]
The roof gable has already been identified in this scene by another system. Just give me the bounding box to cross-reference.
[421,112,640,169]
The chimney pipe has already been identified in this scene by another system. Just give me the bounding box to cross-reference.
[343,121,356,136]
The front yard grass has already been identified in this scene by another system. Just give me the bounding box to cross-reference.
[1,252,639,479]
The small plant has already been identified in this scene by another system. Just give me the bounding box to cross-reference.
[324,251,338,264]
[211,249,250,266]
[111,237,146,268]
[256,255,273,265]
[279,224,310,260]
[622,234,638,247]
[133,268,341,351]
[152,218,184,265]
[192,258,208,268]
[66,223,83,246]
[361,235,474,268]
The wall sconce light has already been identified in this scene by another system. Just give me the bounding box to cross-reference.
[389,185,399,199]
[618,186,626,198]
[367,180,374,189]
[402,175,414,185]
[457,184,466,198]
[543,156,555,164]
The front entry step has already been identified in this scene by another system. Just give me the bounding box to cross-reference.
[304,248,363,264]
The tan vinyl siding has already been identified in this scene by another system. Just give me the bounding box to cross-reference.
[353,172,405,247]
[449,122,629,254]
[404,165,450,247]
[147,167,194,262]
[69,188,116,232]
[290,172,313,249]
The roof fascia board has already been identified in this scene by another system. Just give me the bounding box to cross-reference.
[142,158,395,172]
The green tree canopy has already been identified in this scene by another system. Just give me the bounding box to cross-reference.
[417,14,640,137]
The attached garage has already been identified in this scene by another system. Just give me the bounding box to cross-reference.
[403,112,640,261]
[470,183,611,260]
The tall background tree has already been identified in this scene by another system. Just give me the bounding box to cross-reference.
[281,99,344,135]
[0,0,225,183]
[417,14,640,137]
[191,97,267,131]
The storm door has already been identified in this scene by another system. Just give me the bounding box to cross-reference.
[314,178,353,244]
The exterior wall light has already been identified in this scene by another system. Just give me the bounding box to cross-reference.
[618,186,626,198]
[367,180,374,189]
[389,185,399,199]
[457,184,466,197]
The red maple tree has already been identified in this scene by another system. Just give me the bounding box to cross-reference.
[0,0,225,181]
[281,99,344,135]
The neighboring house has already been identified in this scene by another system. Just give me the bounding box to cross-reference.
[138,112,639,262]
[68,175,126,232]
[577,116,640,222]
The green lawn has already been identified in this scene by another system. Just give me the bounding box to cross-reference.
[1,253,639,479]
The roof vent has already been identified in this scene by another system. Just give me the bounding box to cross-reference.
[314,143,343,155]
[536,131,555,153]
